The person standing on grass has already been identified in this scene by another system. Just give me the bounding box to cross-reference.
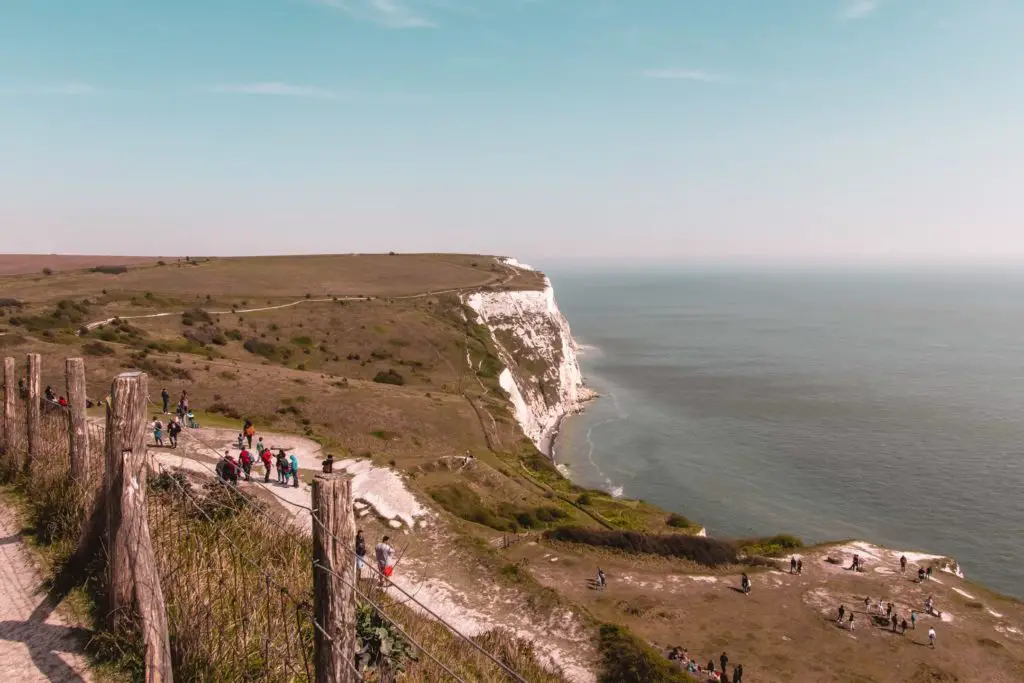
[375,535,395,586]
[848,613,855,631]
[837,604,846,624]
[289,452,300,488]
[239,448,253,481]
[928,626,937,648]
[261,447,273,483]
[152,417,164,447]
[243,420,255,449]
[161,388,170,414]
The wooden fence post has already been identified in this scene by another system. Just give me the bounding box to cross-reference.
[26,352,41,472]
[312,473,358,683]
[105,370,173,682]
[66,357,90,487]
[2,357,15,467]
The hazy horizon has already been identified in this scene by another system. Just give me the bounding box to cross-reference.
[3,1,1022,262]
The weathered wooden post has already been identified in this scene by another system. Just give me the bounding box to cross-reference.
[105,370,173,681]
[2,357,15,466]
[65,357,90,487]
[312,473,358,683]
[26,352,41,472]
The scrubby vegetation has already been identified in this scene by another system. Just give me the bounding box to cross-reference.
[8,299,91,334]
[430,482,569,532]
[82,340,116,356]
[181,308,213,327]
[544,527,738,567]
[738,534,804,558]
[597,624,694,683]
[243,338,281,360]
[373,369,405,386]
[666,513,691,529]
[90,265,129,274]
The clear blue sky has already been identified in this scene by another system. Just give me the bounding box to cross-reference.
[2,0,1022,265]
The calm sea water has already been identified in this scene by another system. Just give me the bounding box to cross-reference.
[550,268,1024,598]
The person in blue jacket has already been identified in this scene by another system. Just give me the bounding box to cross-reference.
[289,452,300,488]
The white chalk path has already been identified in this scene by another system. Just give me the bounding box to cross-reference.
[152,428,596,682]
[0,505,92,682]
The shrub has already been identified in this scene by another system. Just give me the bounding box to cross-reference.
[544,527,738,567]
[157,260,166,266]
[181,308,213,327]
[82,340,115,356]
[373,369,405,386]
[208,401,242,420]
[90,265,128,274]
[597,624,694,683]
[224,329,243,341]
[370,348,393,360]
[738,534,804,557]
[42,267,53,275]
[666,513,690,529]
[577,493,592,506]
[0,298,23,308]
[243,338,280,360]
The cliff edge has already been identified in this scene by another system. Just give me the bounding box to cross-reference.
[465,258,594,455]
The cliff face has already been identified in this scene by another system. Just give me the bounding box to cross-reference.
[465,259,592,455]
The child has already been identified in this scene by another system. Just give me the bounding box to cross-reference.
[187,410,197,428]
[237,433,245,450]
[153,417,164,447]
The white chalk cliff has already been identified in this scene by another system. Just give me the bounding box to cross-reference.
[465,258,593,455]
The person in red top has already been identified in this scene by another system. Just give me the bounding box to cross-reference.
[261,448,273,483]
[239,448,253,481]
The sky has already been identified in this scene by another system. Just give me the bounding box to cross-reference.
[2,0,1023,265]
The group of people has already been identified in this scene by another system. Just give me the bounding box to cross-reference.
[217,432,301,488]
[666,647,743,682]
[152,415,182,448]
[161,388,198,428]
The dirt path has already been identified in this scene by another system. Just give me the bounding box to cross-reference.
[0,505,92,682]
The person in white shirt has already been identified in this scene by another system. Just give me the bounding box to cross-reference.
[375,536,395,586]
[928,626,937,648]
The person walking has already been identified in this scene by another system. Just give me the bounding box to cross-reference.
[741,573,751,595]
[891,613,899,633]
[797,559,803,574]
[733,664,743,682]
[261,447,273,483]
[375,535,395,586]
[918,567,926,582]
[239,448,253,481]
[928,626,937,648]
[161,388,170,414]
[926,566,933,581]
[837,604,846,624]
[720,652,728,675]
[289,452,300,488]
[900,554,907,573]
[790,557,797,574]
[256,437,265,458]
[152,417,164,447]
[911,610,917,629]
[355,530,367,578]
[848,613,855,631]
[168,417,181,448]
[887,602,893,618]
[596,568,606,590]
[901,618,908,634]
[243,420,255,449]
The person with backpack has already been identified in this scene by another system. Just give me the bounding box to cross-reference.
[152,417,164,447]
[276,450,289,484]
[243,420,255,449]
[289,452,300,488]
[239,448,253,481]
[168,417,181,448]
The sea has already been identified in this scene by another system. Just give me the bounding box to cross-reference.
[549,267,1024,598]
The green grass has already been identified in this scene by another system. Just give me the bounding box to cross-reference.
[597,624,695,683]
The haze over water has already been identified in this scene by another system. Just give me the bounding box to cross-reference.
[551,268,1024,598]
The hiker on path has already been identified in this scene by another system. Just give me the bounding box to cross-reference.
[375,535,395,586]
[161,388,170,414]
[596,568,606,590]
[837,604,846,624]
[243,420,255,449]
[790,557,797,574]
[887,602,893,618]
[237,433,245,450]
[911,611,917,629]
[900,554,907,573]
[276,451,288,483]
[261,448,273,482]
[848,613,855,631]
[850,554,860,571]
[891,613,899,632]
[256,437,265,457]
[901,618,908,634]
[741,573,751,595]
[925,595,934,614]
[720,652,728,674]
[152,417,164,446]
[926,566,933,581]
[239,448,253,481]
[864,596,871,609]
[355,530,367,578]
[289,452,300,488]
[733,664,743,682]
[918,567,926,582]
[877,599,885,616]
[216,450,238,485]
[797,558,803,574]
[928,626,937,648]
[168,417,181,448]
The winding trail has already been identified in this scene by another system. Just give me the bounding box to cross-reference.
[0,504,92,682]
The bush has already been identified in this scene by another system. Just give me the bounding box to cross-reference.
[738,534,804,558]
[42,267,53,275]
[90,265,128,274]
[544,527,738,567]
[577,493,592,506]
[181,308,213,327]
[373,369,405,386]
[243,338,280,360]
[598,624,694,683]
[83,340,115,356]
[0,298,24,308]
[208,401,242,420]
[666,513,690,529]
